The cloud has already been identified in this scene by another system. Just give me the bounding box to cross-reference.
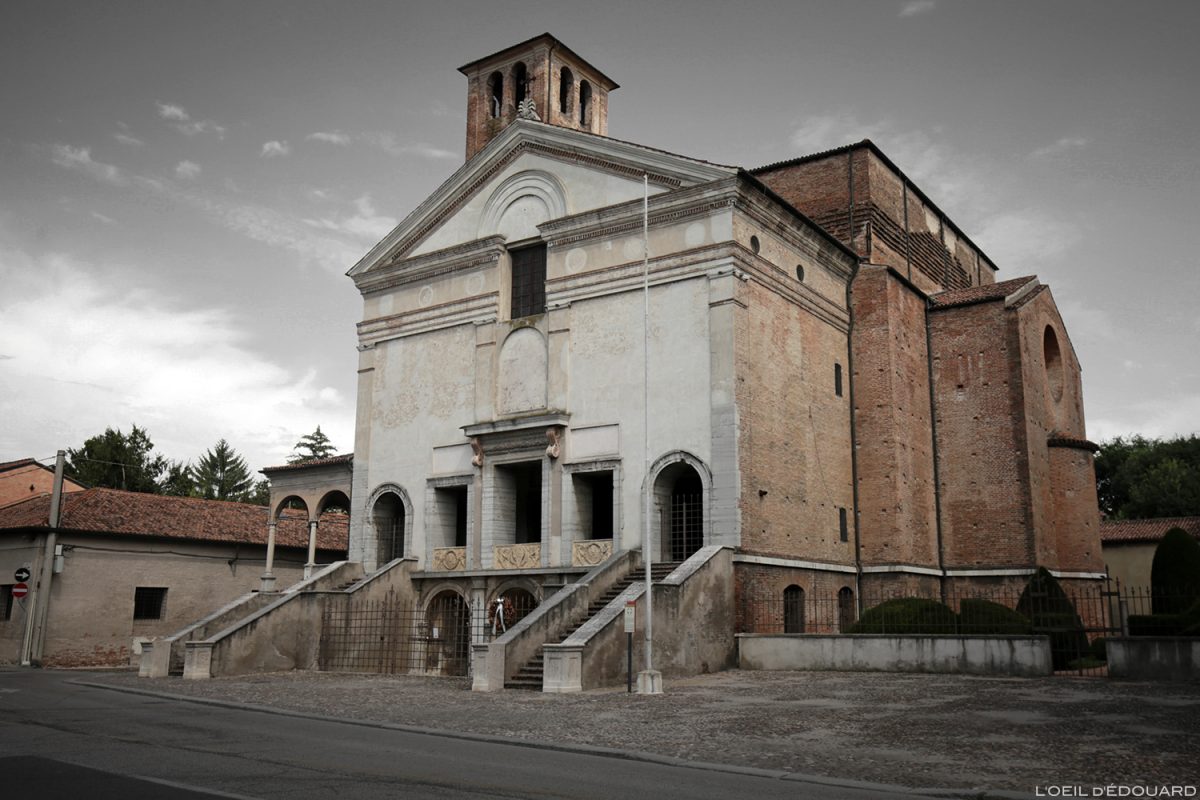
[307,131,351,146]
[50,144,128,186]
[303,195,397,242]
[261,140,291,158]
[0,245,353,472]
[899,0,936,16]
[90,211,117,225]
[156,101,226,138]
[1031,136,1091,159]
[973,210,1082,273]
[174,160,202,179]
[114,132,144,147]
[363,132,457,161]
[156,102,190,121]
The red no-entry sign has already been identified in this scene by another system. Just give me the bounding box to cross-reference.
[11,583,28,599]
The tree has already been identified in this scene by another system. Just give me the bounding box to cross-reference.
[1095,435,1200,519]
[160,460,196,497]
[193,439,255,501]
[247,479,271,506]
[288,425,337,464]
[66,425,167,493]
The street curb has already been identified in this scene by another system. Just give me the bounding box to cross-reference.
[70,677,1031,800]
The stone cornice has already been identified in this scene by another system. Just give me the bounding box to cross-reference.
[357,294,499,345]
[353,236,506,296]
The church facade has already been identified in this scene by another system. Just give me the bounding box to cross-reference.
[341,33,1104,653]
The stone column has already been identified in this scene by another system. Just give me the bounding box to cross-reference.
[261,521,278,592]
[304,520,318,579]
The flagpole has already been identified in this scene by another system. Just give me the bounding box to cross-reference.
[638,173,661,693]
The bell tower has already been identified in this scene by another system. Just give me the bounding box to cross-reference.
[459,33,619,160]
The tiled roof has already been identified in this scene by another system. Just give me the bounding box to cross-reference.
[261,454,354,473]
[1100,517,1200,544]
[0,458,40,473]
[1048,433,1100,452]
[0,488,348,551]
[928,276,1038,310]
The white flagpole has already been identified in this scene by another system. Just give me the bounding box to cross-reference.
[639,173,659,692]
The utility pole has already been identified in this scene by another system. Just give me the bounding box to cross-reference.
[23,450,65,666]
[637,174,662,694]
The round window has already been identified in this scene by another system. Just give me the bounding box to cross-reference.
[795,264,805,282]
[749,235,760,254]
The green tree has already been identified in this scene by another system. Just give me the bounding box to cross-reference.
[160,460,196,497]
[247,479,271,506]
[65,425,167,493]
[288,425,337,464]
[1095,435,1200,519]
[193,439,255,501]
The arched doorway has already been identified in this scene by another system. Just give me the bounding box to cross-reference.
[654,461,705,563]
[784,585,806,634]
[425,590,471,676]
[838,586,856,632]
[373,492,406,564]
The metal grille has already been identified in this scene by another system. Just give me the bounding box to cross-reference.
[319,589,480,676]
[669,493,703,562]
[510,243,546,319]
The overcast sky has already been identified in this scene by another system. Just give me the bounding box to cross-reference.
[2,0,1197,475]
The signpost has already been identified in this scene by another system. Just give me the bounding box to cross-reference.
[13,567,30,582]
[624,601,636,693]
[11,583,29,600]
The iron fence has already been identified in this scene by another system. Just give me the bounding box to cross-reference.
[734,577,1199,676]
[318,588,544,677]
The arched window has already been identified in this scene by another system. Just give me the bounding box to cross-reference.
[783,585,805,633]
[559,66,573,115]
[512,62,528,106]
[578,80,592,126]
[487,71,504,119]
[425,590,471,676]
[838,587,856,632]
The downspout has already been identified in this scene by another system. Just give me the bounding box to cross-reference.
[925,307,947,603]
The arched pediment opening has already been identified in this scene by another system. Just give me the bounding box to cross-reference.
[367,483,413,564]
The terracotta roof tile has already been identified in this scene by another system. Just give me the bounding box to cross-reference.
[0,458,40,473]
[1100,517,1200,544]
[262,454,354,473]
[928,276,1038,310]
[0,488,348,551]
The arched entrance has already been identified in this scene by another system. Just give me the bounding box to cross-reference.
[425,590,471,676]
[784,585,806,633]
[838,586,856,632]
[653,460,705,563]
[373,491,406,564]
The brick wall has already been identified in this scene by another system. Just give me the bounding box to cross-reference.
[850,266,939,571]
[734,279,855,565]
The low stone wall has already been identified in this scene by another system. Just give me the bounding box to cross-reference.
[737,634,1051,677]
[1108,637,1200,681]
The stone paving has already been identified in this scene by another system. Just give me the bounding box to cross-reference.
[91,669,1199,794]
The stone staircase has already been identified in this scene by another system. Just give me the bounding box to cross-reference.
[505,561,679,690]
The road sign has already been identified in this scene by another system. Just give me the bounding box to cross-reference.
[11,583,29,599]
[14,567,30,582]
[624,601,636,633]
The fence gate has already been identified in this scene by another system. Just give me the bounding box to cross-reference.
[319,589,476,677]
[1027,576,1121,677]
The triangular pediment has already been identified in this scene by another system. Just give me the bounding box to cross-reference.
[347,120,735,277]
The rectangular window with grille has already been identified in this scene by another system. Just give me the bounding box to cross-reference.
[133,587,167,620]
[510,243,546,319]
[839,507,849,542]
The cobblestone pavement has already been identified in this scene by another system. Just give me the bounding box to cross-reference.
[90,670,1199,794]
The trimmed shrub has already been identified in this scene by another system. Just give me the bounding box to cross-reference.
[847,598,957,634]
[957,599,1032,635]
[1017,568,1090,670]
[1151,527,1200,615]
[1178,598,1200,636]
[1128,614,1181,636]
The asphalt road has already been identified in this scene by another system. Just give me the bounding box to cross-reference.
[0,668,939,800]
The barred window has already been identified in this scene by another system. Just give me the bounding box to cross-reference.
[133,587,167,620]
[510,243,546,319]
